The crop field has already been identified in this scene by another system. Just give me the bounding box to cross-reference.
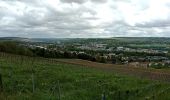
[0,53,170,100]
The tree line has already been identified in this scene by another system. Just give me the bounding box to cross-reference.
[0,41,33,56]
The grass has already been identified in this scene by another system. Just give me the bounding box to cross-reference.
[0,53,170,100]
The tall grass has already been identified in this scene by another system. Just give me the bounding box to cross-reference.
[0,53,169,100]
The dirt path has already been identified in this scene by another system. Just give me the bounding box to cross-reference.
[54,59,170,82]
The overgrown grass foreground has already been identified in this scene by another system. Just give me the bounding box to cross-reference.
[0,53,170,100]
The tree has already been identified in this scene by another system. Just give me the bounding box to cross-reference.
[100,56,107,63]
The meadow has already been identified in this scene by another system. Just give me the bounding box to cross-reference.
[0,53,170,100]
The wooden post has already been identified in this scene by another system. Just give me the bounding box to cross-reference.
[58,80,61,100]
[102,92,106,100]
[0,74,3,92]
[118,91,120,100]
[32,72,35,93]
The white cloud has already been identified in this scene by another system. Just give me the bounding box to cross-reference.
[0,0,170,38]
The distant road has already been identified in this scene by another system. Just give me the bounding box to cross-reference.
[55,59,170,83]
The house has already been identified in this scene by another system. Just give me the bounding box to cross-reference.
[117,47,124,51]
[128,62,139,67]
[139,63,148,68]
[129,62,148,68]
[163,60,170,64]
[106,53,116,60]
[96,44,107,48]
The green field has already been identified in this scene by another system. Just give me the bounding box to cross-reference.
[0,53,170,100]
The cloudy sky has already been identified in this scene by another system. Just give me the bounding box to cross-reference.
[0,0,170,38]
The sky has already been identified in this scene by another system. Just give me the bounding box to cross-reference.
[0,0,170,38]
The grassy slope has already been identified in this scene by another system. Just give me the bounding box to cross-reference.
[55,59,170,82]
[0,54,169,100]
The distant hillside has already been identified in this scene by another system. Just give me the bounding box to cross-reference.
[0,37,33,42]
[0,37,72,43]
[1,37,170,44]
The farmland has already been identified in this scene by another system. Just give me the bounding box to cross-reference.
[0,53,170,100]
[55,59,170,82]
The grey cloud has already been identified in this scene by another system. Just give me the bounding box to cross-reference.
[135,19,170,28]
[60,0,108,4]
[91,0,108,3]
[0,0,170,38]
[60,0,86,4]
